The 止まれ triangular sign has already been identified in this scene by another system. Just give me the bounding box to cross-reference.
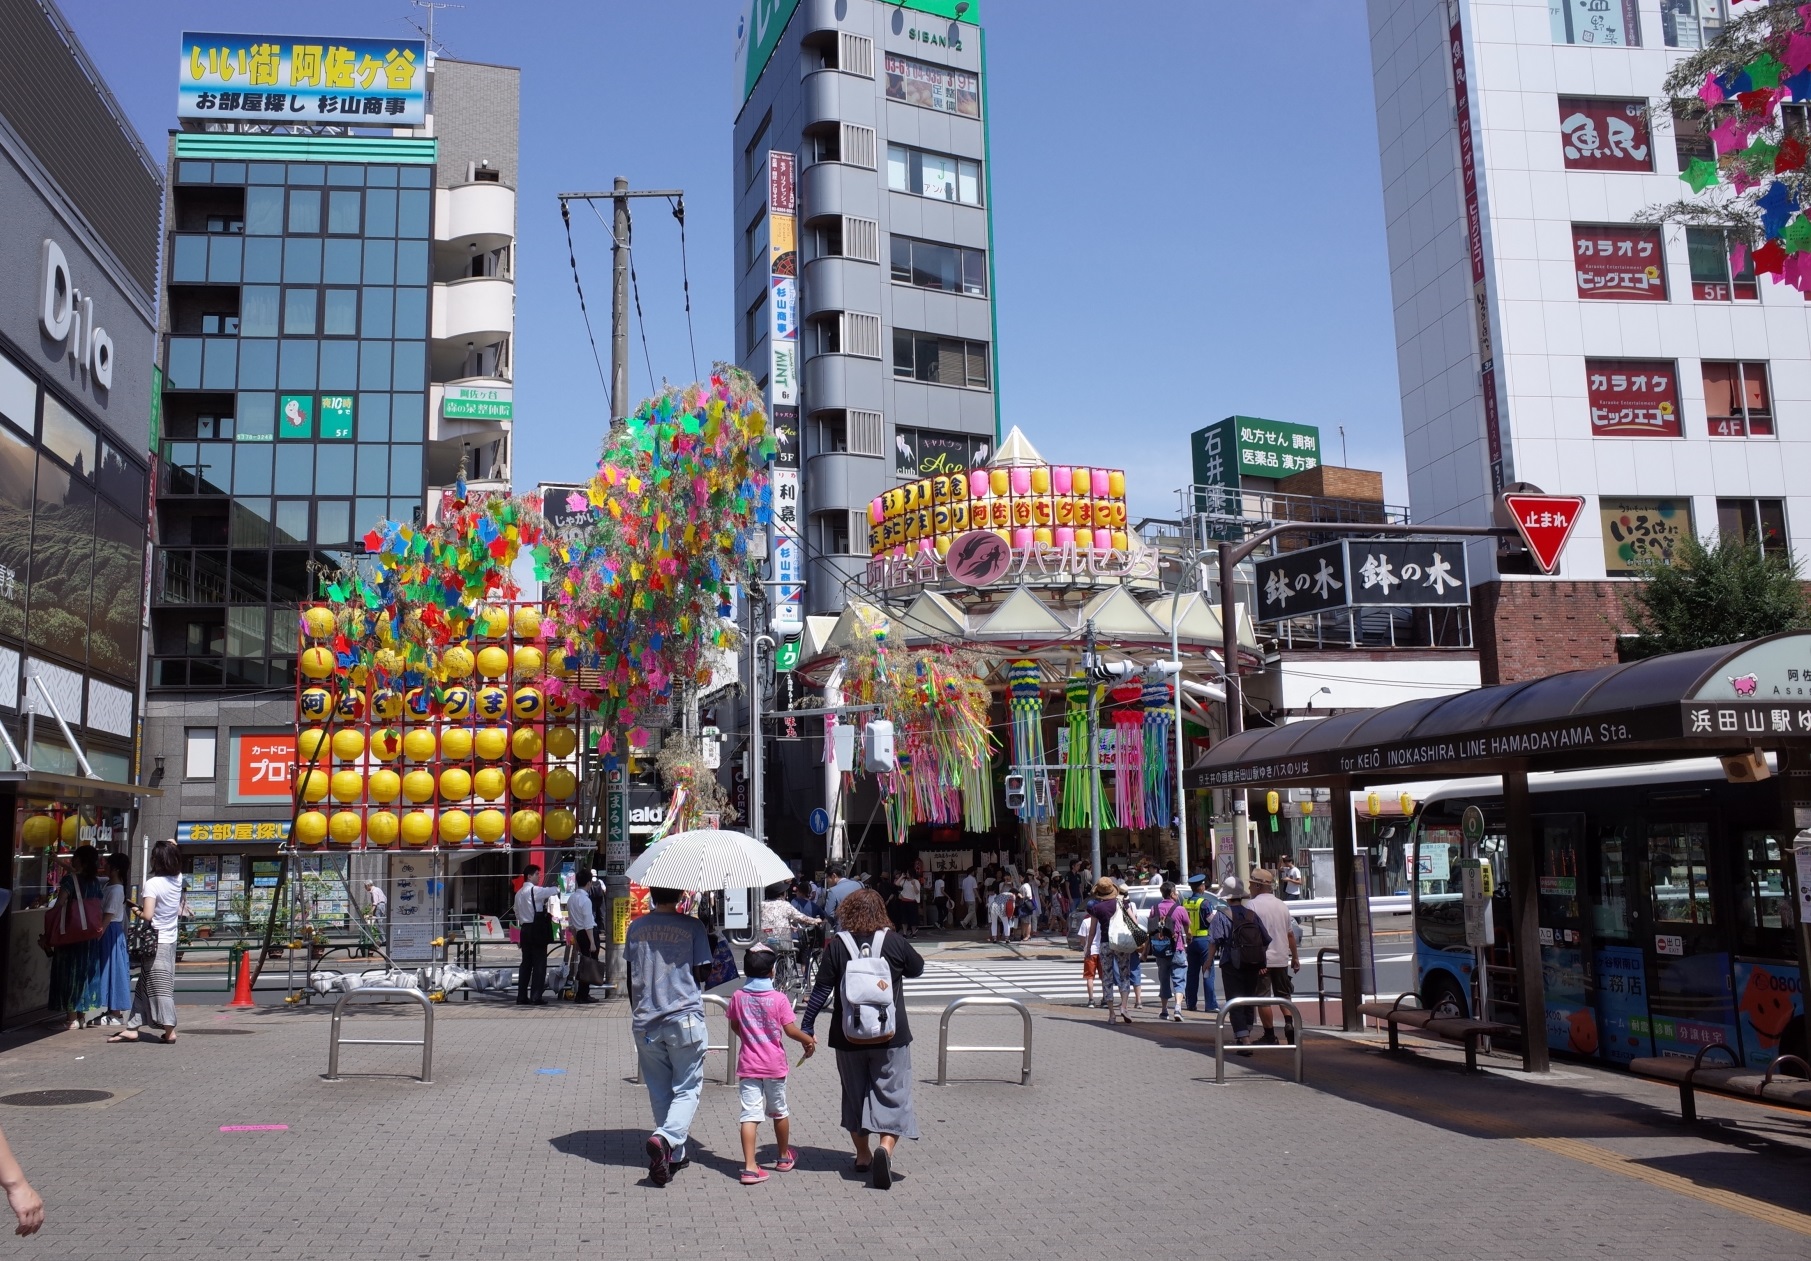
[1502,493,1587,574]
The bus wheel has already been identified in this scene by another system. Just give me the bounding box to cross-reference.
[1424,975,1467,1019]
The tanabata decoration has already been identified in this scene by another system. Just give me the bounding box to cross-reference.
[1109,684,1145,833]
[1059,677,1113,831]
[1006,660,1048,821]
[1141,681,1174,832]
[1661,5,1811,290]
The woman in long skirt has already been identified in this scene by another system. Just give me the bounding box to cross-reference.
[47,846,103,1031]
[90,853,134,1025]
[109,840,183,1045]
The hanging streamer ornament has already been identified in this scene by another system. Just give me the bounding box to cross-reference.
[1109,685,1145,833]
[1141,681,1174,831]
[1006,660,1047,821]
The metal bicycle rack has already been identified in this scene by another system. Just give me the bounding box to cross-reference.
[936,997,1033,1085]
[629,993,739,1086]
[1315,948,1339,1025]
[1213,997,1305,1085]
[324,987,435,1083]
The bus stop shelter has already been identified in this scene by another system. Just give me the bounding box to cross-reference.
[1184,631,1811,1071]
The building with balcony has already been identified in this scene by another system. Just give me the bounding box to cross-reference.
[733,0,996,618]
[139,52,517,871]
[1368,0,1810,681]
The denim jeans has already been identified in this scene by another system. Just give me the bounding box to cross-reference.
[637,1012,707,1148]
[1152,947,1180,1009]
[1185,938,1218,1011]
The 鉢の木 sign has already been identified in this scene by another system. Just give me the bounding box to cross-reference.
[1254,539,1469,622]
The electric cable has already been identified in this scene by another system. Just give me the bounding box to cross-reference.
[559,199,610,400]
[669,196,700,383]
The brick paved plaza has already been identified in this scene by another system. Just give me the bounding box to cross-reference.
[3,992,1810,1260]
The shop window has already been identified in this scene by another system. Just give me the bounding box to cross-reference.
[1716,497,1788,554]
[1661,0,1724,49]
[1686,228,1756,301]
[1702,361,1771,437]
[184,727,217,780]
[1551,0,1641,45]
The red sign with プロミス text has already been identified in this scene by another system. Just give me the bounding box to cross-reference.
[1574,225,1666,300]
[233,733,296,799]
[1586,358,1680,437]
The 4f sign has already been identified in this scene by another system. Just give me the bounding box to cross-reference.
[39,240,114,389]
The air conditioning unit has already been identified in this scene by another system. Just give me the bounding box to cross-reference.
[1721,751,1770,784]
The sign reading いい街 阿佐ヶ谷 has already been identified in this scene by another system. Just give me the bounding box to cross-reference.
[178,34,426,124]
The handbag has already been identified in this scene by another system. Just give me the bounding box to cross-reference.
[576,954,607,985]
[126,918,158,966]
[46,886,106,948]
[705,934,740,988]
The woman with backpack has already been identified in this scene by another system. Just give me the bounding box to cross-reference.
[1208,875,1272,1055]
[799,888,926,1190]
[1146,881,1190,1023]
[1082,879,1137,1024]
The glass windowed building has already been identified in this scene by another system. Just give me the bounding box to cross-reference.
[140,55,518,873]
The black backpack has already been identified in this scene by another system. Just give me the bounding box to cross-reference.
[1227,906,1269,971]
[1147,902,1177,955]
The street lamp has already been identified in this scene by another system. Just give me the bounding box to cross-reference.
[1306,686,1332,714]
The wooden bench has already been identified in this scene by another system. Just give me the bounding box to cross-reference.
[1630,1045,1811,1122]
[1357,993,1515,1073]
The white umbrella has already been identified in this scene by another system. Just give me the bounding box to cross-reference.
[624,829,793,892]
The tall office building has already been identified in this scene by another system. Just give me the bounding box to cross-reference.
[0,0,162,1025]
[733,0,996,619]
[1368,0,1804,679]
[141,40,516,889]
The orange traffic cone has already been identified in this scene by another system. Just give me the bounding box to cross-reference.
[229,950,256,1008]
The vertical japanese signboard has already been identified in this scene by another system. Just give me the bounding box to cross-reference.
[1449,17,1508,494]
[767,151,804,635]
[178,34,426,124]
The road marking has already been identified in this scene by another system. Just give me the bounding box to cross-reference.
[220,1124,288,1132]
[1521,1136,1811,1238]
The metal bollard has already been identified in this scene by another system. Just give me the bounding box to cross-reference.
[1315,948,1339,1026]
[1213,997,1304,1085]
[628,992,738,1086]
[325,987,435,1084]
[936,997,1032,1085]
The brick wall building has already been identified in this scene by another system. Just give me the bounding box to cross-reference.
[1473,580,1627,685]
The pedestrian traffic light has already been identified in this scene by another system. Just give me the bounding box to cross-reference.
[1004,773,1027,812]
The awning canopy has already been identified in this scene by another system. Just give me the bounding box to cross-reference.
[1186,631,1811,789]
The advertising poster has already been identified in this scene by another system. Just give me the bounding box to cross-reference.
[1600,498,1693,574]
[1733,959,1802,1068]
[766,150,803,629]
[279,394,314,439]
[1643,951,1740,1061]
[1557,97,1651,171]
[179,33,426,124]
[1574,225,1666,300]
[231,730,296,802]
[1585,359,1680,437]
[320,395,354,439]
[1593,945,1651,1063]
[1543,945,1596,1055]
[883,55,979,117]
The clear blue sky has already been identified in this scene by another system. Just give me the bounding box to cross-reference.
[62,0,1408,521]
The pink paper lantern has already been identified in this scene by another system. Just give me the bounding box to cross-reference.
[1052,465,1072,495]
[1010,467,1031,495]
[1055,526,1075,549]
[969,469,989,498]
[1073,466,1092,496]
[918,537,935,554]
[869,498,884,524]
[1093,469,1111,494]
[1012,527,1033,550]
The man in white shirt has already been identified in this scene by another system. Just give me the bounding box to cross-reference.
[567,868,600,1003]
[929,875,946,930]
[514,866,556,1005]
[959,869,979,929]
[897,872,921,937]
[1246,869,1301,1045]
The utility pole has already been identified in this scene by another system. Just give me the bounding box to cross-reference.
[554,179,684,991]
[1081,619,1103,881]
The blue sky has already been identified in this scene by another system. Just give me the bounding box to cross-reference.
[62,0,1407,521]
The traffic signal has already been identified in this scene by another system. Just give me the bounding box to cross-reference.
[1004,772,1027,812]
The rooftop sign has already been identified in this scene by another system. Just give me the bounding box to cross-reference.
[179,33,426,124]
[1190,416,1320,497]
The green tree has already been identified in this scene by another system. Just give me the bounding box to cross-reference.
[1620,533,1811,659]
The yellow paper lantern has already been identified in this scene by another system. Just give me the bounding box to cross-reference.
[334,690,365,724]
[475,685,509,721]
[1367,791,1381,818]
[473,808,507,844]
[512,645,544,679]
[400,809,436,846]
[475,726,510,761]
[370,728,403,762]
[297,728,331,762]
[299,688,334,723]
[1108,470,1126,498]
[544,766,577,801]
[294,810,329,845]
[544,808,577,842]
[296,766,330,802]
[403,728,438,763]
[510,726,544,761]
[59,814,82,843]
[20,814,53,846]
[512,605,542,640]
[473,766,507,801]
[331,729,365,762]
[438,809,472,845]
[548,647,574,678]
[299,645,336,679]
[1400,793,1416,816]
[441,685,475,721]
[1030,465,1050,494]
[371,689,404,721]
[440,644,475,679]
[511,686,544,720]
[439,767,473,800]
[302,606,338,639]
[403,688,431,720]
[510,767,543,800]
[441,727,474,762]
[547,692,576,718]
[368,768,402,803]
[545,726,579,760]
[476,646,509,679]
[509,809,542,843]
[478,606,509,639]
[1266,790,1279,815]
[402,769,437,804]
[366,811,401,847]
[329,769,365,803]
[329,810,364,845]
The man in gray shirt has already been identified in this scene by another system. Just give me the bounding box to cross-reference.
[625,888,713,1186]
[821,865,863,921]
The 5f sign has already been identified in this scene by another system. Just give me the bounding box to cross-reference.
[39,240,114,390]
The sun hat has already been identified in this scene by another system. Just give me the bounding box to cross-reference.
[1091,877,1118,898]
[1220,875,1248,900]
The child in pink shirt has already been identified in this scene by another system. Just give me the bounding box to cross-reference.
[725,945,815,1184]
